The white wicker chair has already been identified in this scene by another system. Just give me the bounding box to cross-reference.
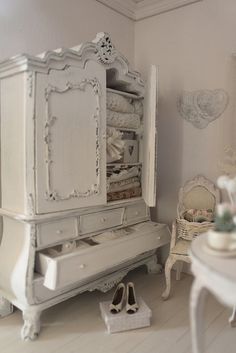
[162,175,220,300]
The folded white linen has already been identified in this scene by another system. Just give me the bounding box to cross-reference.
[107,109,141,129]
[107,166,140,183]
[107,91,134,113]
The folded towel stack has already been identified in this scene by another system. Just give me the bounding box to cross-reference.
[106,91,143,129]
[107,167,142,201]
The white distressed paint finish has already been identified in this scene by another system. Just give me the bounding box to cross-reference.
[190,235,236,353]
[0,33,170,340]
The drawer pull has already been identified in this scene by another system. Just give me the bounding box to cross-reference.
[157,236,161,240]
[56,230,63,235]
[79,264,86,269]
[135,211,140,216]
[100,217,107,223]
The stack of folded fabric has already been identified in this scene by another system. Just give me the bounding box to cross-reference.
[107,166,142,201]
[107,91,143,130]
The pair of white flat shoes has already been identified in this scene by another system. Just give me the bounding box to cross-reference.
[109,282,139,315]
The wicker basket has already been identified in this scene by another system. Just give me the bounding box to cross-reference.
[176,217,214,241]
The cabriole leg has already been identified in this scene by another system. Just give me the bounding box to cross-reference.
[162,255,176,300]
[21,308,41,341]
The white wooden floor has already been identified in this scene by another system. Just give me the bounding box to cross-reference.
[0,268,235,353]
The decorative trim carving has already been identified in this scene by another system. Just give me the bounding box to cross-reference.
[27,72,33,97]
[0,33,144,95]
[95,0,203,21]
[27,193,34,215]
[91,270,129,292]
[44,78,101,201]
[30,224,37,248]
[94,32,117,64]
[177,89,229,129]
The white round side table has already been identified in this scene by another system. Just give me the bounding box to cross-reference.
[189,234,236,353]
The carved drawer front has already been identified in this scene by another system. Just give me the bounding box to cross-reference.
[35,222,170,291]
[79,208,124,235]
[37,218,78,248]
[124,202,149,224]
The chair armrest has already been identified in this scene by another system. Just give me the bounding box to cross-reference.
[170,219,177,250]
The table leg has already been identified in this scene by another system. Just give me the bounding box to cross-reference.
[190,278,208,353]
[229,306,236,328]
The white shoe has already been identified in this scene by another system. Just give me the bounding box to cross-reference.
[126,282,139,314]
[109,283,126,314]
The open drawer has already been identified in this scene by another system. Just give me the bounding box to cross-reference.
[35,221,170,291]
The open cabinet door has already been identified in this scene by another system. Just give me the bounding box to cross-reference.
[142,65,158,207]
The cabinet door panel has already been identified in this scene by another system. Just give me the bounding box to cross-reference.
[35,61,106,213]
[142,65,158,207]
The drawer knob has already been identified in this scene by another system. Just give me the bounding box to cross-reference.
[100,217,106,223]
[56,230,63,235]
[135,211,140,216]
[79,264,86,269]
[157,236,161,240]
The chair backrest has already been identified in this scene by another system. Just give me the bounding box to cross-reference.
[177,175,220,218]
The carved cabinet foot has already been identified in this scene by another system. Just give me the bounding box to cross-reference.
[162,255,176,300]
[21,309,41,341]
[146,255,162,274]
[0,296,13,317]
[229,306,236,328]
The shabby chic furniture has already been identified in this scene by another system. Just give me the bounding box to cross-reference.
[162,175,220,300]
[0,33,170,340]
[190,234,236,353]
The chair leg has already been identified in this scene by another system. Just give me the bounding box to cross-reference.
[162,255,176,300]
[229,306,236,327]
[176,261,183,281]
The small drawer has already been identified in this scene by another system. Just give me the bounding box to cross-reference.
[79,208,124,235]
[124,202,148,224]
[37,218,78,248]
[35,221,170,291]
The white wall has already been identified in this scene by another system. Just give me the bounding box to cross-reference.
[135,0,236,225]
[0,0,134,64]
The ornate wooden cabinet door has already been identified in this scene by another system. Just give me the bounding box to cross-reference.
[35,60,106,213]
[142,65,158,207]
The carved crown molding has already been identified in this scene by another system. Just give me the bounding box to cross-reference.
[0,33,144,95]
[96,0,203,20]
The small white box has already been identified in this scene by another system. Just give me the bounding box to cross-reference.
[122,140,138,163]
[99,297,152,333]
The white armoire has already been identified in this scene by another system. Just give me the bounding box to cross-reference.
[0,33,170,340]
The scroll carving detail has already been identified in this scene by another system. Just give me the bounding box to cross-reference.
[95,32,117,64]
[44,78,101,201]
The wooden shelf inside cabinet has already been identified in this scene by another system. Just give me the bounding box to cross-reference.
[107,163,142,167]
[106,88,143,100]
[107,125,143,134]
